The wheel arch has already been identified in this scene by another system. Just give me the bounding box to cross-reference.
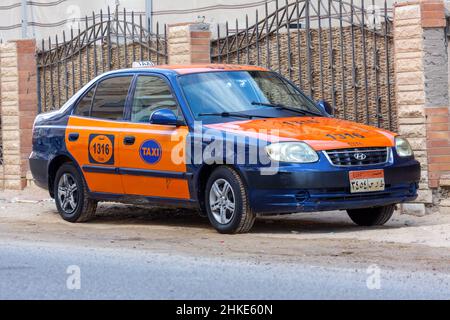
[47,153,84,198]
[195,164,249,209]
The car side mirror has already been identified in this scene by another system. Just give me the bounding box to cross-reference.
[317,100,334,116]
[149,108,178,126]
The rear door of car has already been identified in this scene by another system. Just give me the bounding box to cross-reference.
[118,74,191,200]
[66,74,133,194]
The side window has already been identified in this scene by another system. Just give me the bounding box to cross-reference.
[74,86,95,117]
[131,76,178,123]
[91,76,133,120]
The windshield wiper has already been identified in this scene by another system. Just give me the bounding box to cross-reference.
[251,101,323,117]
[197,112,271,119]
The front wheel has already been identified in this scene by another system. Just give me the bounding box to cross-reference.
[347,205,395,226]
[205,166,255,234]
[54,163,97,222]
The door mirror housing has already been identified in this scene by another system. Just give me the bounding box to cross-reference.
[149,108,178,126]
[316,100,334,116]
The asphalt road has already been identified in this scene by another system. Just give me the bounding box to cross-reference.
[1,240,449,299]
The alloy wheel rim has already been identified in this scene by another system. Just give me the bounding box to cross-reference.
[57,173,78,215]
[209,178,236,225]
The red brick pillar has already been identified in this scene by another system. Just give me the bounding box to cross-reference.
[167,23,211,65]
[0,39,37,190]
[17,40,38,188]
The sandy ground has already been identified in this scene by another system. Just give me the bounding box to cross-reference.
[1,185,450,275]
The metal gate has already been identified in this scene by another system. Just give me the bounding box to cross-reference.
[211,0,395,131]
[36,7,168,113]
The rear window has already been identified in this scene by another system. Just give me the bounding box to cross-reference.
[73,86,95,117]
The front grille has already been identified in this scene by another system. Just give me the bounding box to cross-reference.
[324,147,389,167]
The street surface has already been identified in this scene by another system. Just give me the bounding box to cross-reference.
[0,186,449,299]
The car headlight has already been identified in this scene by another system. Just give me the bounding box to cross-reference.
[395,136,413,157]
[265,142,319,163]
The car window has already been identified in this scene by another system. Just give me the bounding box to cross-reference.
[73,85,95,117]
[131,75,178,123]
[90,76,133,120]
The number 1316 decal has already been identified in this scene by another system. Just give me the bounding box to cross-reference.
[88,134,115,165]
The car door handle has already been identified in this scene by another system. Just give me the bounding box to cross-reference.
[68,133,79,142]
[123,136,136,145]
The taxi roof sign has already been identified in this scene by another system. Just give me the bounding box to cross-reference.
[132,61,155,68]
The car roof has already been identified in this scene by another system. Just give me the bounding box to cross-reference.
[109,64,269,76]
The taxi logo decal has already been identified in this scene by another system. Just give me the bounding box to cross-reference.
[140,140,162,165]
[88,134,114,165]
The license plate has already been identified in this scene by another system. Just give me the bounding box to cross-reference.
[349,169,385,193]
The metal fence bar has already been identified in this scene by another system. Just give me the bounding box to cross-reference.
[265,2,270,69]
[338,0,347,119]
[92,12,98,77]
[275,0,281,72]
[100,9,105,73]
[350,0,358,121]
[235,19,240,64]
[217,24,221,64]
[85,16,90,82]
[316,0,325,99]
[55,34,61,108]
[41,38,46,112]
[78,26,82,88]
[70,27,75,94]
[256,10,260,65]
[296,0,303,89]
[372,0,381,127]
[245,15,250,64]
[139,14,144,61]
[48,36,55,109]
[226,22,230,63]
[361,0,369,125]
[156,22,160,65]
[328,0,336,109]
[384,0,392,130]
[107,7,112,70]
[132,11,136,63]
[123,8,128,67]
[286,0,292,80]
[306,0,313,97]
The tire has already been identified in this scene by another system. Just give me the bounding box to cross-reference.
[347,205,395,226]
[54,162,97,222]
[205,166,255,234]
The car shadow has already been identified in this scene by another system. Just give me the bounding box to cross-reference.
[86,203,401,235]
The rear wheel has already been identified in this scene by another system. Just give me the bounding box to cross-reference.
[205,166,255,234]
[54,163,97,222]
[347,205,395,226]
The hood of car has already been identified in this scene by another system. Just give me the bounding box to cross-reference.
[205,117,396,151]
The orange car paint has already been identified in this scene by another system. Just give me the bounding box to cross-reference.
[206,117,396,150]
[65,116,190,199]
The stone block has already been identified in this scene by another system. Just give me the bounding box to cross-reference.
[401,203,426,216]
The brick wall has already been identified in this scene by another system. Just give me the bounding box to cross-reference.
[0,39,37,190]
[394,0,450,214]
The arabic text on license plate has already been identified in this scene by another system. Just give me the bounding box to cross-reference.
[349,169,385,193]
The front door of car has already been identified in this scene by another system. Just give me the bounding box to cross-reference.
[66,75,133,194]
[118,75,190,200]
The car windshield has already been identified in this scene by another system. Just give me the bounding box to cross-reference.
[178,70,322,120]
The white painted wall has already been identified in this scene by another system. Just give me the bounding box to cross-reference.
[0,0,404,43]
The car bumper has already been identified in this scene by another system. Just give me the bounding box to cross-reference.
[241,156,421,215]
[29,152,48,190]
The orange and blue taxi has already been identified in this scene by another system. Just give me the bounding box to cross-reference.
[30,64,420,233]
